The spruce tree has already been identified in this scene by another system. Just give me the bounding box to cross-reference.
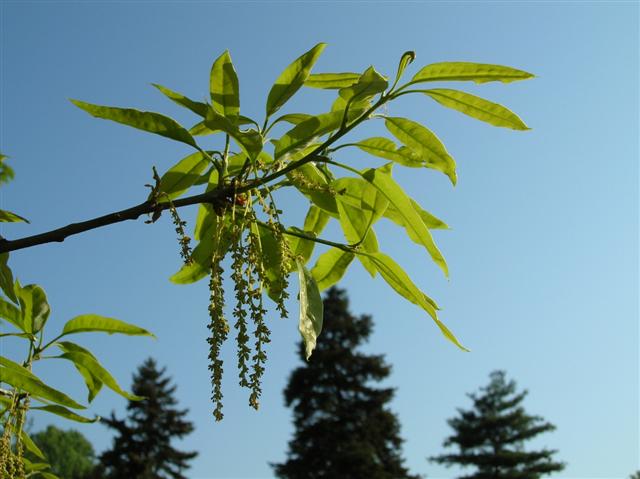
[273,287,419,479]
[96,358,197,479]
[430,370,565,479]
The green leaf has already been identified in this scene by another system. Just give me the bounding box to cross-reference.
[286,162,338,216]
[360,251,467,351]
[31,404,98,424]
[303,205,330,236]
[393,51,416,88]
[38,472,62,479]
[354,137,424,168]
[338,66,388,103]
[275,110,344,160]
[411,62,534,84]
[204,109,263,161]
[304,72,360,89]
[385,117,457,185]
[384,199,449,231]
[152,83,208,117]
[153,151,210,201]
[296,258,324,360]
[17,284,50,333]
[361,165,448,277]
[55,343,143,401]
[421,89,529,130]
[61,314,154,337]
[210,50,240,121]
[21,430,46,460]
[70,99,198,149]
[0,361,85,409]
[171,213,233,284]
[271,113,312,127]
[286,227,316,267]
[266,43,326,117]
[23,458,51,473]
[333,176,388,276]
[256,224,289,302]
[51,342,103,403]
[0,153,15,186]
[0,298,23,330]
[285,206,330,269]
[311,247,354,291]
[0,254,17,304]
[0,209,29,223]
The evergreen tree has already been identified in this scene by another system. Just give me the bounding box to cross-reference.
[273,287,419,479]
[30,425,96,479]
[97,358,197,479]
[430,370,565,479]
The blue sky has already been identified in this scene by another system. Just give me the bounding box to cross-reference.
[1,1,638,478]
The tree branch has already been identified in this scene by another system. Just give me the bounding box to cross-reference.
[0,187,232,254]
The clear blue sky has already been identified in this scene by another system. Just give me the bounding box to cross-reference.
[1,1,638,478]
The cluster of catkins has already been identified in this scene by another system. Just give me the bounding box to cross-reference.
[170,187,291,421]
[0,395,28,479]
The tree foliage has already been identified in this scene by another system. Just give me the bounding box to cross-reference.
[430,371,565,478]
[29,425,96,479]
[273,287,419,479]
[96,358,197,479]
[0,44,533,476]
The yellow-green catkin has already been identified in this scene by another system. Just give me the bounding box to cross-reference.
[256,190,291,319]
[246,225,270,410]
[230,218,251,389]
[167,200,192,265]
[207,219,229,421]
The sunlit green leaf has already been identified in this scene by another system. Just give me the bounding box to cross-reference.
[310,247,354,291]
[287,227,316,267]
[361,164,448,277]
[172,213,233,284]
[266,43,326,117]
[303,205,330,236]
[0,209,29,223]
[0,153,15,186]
[385,117,457,184]
[17,284,50,334]
[21,430,46,460]
[305,72,360,89]
[152,83,208,117]
[296,258,323,360]
[70,99,198,149]
[359,251,467,351]
[62,314,154,337]
[204,109,263,160]
[271,113,312,127]
[55,343,143,401]
[410,62,534,84]
[0,359,85,409]
[153,151,210,201]
[286,162,338,215]
[255,224,289,302]
[31,405,98,424]
[0,254,17,304]
[275,110,344,160]
[338,66,388,104]
[210,50,240,121]
[421,89,529,130]
[384,199,449,231]
[354,137,423,168]
[0,298,23,330]
[23,458,50,472]
[392,51,416,88]
[52,341,103,403]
